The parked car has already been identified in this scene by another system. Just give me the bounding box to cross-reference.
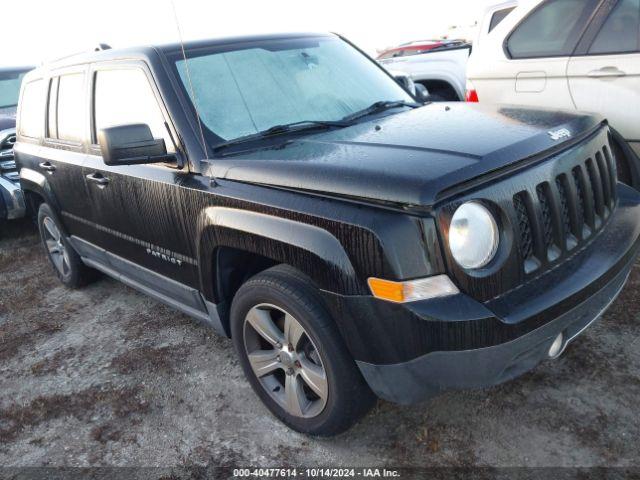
[473,1,518,50]
[467,0,640,157]
[378,40,471,101]
[377,40,446,59]
[0,67,32,225]
[15,33,640,435]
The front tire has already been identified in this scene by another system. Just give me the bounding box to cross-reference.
[37,203,94,288]
[230,265,376,436]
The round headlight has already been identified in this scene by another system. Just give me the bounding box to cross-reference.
[449,201,499,269]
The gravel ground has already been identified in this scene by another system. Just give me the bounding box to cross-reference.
[0,219,639,469]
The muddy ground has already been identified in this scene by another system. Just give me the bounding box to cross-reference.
[0,219,639,469]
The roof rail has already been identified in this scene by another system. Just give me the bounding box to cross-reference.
[50,44,112,63]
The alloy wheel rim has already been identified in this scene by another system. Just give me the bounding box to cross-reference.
[43,217,70,277]
[243,303,328,418]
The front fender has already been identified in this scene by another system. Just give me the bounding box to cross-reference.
[610,127,640,191]
[196,206,364,303]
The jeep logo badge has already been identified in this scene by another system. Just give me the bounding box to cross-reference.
[548,128,571,141]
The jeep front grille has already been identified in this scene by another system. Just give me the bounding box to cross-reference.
[440,127,620,302]
[512,145,617,275]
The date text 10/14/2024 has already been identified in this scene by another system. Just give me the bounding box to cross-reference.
[232,468,401,478]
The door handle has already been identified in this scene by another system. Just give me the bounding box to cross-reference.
[587,66,626,78]
[86,172,110,186]
[39,161,56,172]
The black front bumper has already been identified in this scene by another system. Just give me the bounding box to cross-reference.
[357,257,629,404]
[322,184,640,404]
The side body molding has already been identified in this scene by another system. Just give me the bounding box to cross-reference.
[196,207,362,304]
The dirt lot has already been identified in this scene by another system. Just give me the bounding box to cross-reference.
[0,219,639,469]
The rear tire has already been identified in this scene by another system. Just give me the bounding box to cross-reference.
[231,265,376,436]
[37,203,94,288]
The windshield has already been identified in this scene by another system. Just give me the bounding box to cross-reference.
[170,36,414,145]
[0,70,29,110]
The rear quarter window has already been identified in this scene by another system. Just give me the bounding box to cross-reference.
[19,79,45,139]
[489,7,516,33]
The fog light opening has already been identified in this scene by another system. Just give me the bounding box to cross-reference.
[548,333,564,358]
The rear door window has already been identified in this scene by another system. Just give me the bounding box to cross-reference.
[507,0,598,58]
[56,73,86,143]
[589,0,640,54]
[19,79,45,138]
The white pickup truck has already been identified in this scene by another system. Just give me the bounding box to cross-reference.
[378,42,471,101]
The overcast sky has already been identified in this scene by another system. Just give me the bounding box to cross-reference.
[2,0,498,66]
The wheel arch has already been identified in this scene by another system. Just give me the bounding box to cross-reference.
[414,75,464,101]
[196,206,362,309]
[20,167,60,215]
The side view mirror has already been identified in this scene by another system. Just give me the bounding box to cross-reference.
[414,83,430,103]
[392,73,429,103]
[98,124,175,166]
[393,73,415,95]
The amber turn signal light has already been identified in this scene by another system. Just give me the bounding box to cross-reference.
[367,275,459,303]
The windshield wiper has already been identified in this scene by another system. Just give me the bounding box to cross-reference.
[213,120,349,153]
[212,101,419,154]
[340,100,420,123]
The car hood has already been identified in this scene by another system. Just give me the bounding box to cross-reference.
[207,102,603,207]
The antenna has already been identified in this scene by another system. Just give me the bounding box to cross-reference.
[170,0,209,160]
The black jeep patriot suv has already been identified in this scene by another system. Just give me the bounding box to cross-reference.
[15,33,640,435]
